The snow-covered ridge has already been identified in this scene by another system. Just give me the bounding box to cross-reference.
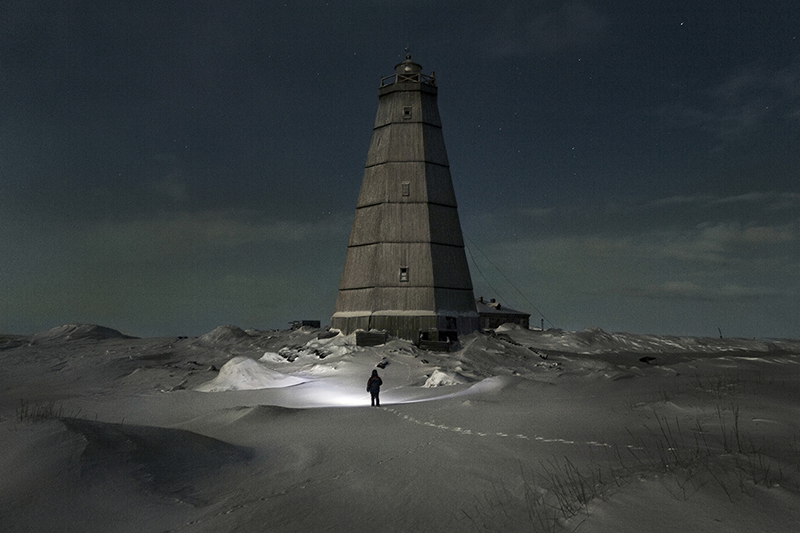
[30,324,136,343]
[495,324,800,355]
[198,324,251,344]
[196,356,307,392]
[17,322,800,358]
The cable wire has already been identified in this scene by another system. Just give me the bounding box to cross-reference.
[464,234,556,329]
[464,242,508,307]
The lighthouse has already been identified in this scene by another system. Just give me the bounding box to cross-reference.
[331,55,480,342]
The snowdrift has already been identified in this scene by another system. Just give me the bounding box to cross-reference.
[196,356,307,392]
[30,323,134,343]
[198,324,251,344]
[61,418,252,499]
[494,324,800,355]
[423,369,468,387]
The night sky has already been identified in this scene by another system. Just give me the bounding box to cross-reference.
[2,1,798,338]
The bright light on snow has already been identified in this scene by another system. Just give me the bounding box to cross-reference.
[300,383,370,407]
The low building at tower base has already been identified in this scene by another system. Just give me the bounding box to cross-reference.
[476,297,530,330]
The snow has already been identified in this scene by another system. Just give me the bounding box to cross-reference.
[423,369,468,387]
[1,324,799,532]
[195,356,307,392]
[198,324,252,343]
[30,323,135,343]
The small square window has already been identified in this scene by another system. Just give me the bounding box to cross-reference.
[401,181,410,197]
[403,106,412,120]
[399,267,409,282]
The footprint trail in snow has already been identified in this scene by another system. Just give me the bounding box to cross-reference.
[381,406,624,449]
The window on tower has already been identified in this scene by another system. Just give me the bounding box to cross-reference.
[399,267,409,282]
[401,181,410,196]
[403,106,412,120]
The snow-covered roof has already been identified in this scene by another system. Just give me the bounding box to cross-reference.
[475,298,530,317]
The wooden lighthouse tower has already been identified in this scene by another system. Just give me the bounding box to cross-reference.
[331,55,480,341]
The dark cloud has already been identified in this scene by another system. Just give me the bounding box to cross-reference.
[625,281,780,302]
[1,2,798,337]
[484,1,609,56]
[654,56,800,146]
[467,190,798,336]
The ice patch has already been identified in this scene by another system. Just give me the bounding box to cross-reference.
[196,356,307,392]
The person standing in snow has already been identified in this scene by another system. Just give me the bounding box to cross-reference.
[367,369,383,407]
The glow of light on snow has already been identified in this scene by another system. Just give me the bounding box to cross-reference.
[300,383,371,407]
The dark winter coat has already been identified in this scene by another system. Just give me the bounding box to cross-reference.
[367,372,382,394]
